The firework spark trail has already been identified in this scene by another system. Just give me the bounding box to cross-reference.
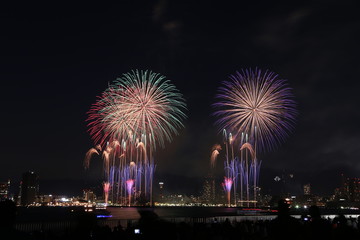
[230,158,239,205]
[126,179,134,195]
[240,142,256,206]
[210,150,220,169]
[135,164,143,196]
[136,142,147,163]
[214,68,296,207]
[146,162,156,205]
[120,167,128,205]
[126,179,134,206]
[115,166,121,204]
[237,160,245,205]
[229,133,234,145]
[210,144,222,168]
[102,148,111,178]
[222,177,233,192]
[213,68,297,152]
[84,148,99,169]
[255,160,262,187]
[129,161,136,179]
[220,138,259,207]
[103,182,110,205]
[250,160,262,198]
[222,130,230,177]
[222,177,233,207]
[240,143,255,159]
[85,70,186,206]
[109,166,117,203]
[223,158,239,205]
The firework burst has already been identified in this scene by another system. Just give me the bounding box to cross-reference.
[213,68,297,152]
[85,70,186,206]
[87,69,187,149]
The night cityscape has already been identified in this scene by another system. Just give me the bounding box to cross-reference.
[1,1,360,239]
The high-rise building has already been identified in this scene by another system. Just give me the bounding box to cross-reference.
[201,174,216,203]
[159,182,164,200]
[20,171,39,206]
[345,177,360,202]
[303,183,311,195]
[83,189,96,202]
[333,174,347,200]
[0,179,10,200]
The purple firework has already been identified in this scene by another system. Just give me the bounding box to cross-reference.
[213,68,297,152]
[222,177,233,193]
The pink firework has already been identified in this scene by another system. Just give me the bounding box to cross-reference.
[103,182,110,204]
[126,179,135,206]
[222,177,233,207]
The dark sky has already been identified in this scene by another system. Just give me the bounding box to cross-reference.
[1,1,360,196]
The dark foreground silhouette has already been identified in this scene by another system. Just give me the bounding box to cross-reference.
[0,200,32,239]
[1,199,360,240]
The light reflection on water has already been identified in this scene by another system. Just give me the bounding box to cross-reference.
[106,207,360,221]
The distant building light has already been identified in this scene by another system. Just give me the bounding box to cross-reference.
[274,176,281,182]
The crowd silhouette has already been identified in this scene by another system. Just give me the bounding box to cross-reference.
[1,199,360,239]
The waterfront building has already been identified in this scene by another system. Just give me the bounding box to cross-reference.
[0,179,10,200]
[303,183,311,195]
[20,171,39,206]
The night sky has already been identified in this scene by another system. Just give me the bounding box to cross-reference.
[1,1,360,196]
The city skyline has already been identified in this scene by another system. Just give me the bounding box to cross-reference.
[1,1,360,197]
[4,170,360,209]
